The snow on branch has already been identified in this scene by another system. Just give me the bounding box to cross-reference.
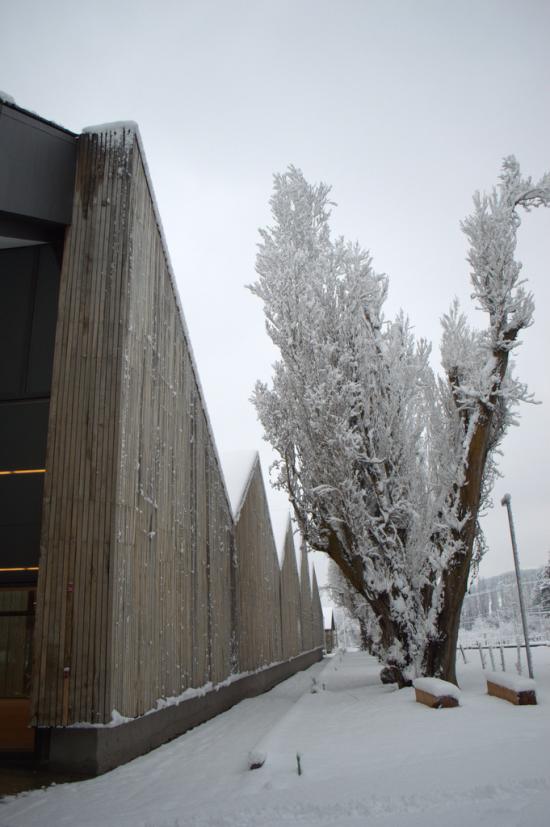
[250,159,548,685]
[461,156,549,350]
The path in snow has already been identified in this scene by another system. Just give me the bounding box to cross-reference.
[1,650,549,827]
[0,659,327,827]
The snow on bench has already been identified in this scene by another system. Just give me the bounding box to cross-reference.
[485,671,537,706]
[413,677,461,709]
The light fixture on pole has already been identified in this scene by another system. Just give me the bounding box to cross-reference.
[501,493,534,679]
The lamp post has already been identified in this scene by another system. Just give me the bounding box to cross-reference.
[501,493,534,679]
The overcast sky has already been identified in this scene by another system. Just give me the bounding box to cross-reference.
[2,0,549,581]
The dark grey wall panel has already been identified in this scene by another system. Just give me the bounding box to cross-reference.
[0,400,50,468]
[0,247,35,397]
[0,245,60,400]
[0,104,76,225]
[0,475,44,567]
[27,246,61,394]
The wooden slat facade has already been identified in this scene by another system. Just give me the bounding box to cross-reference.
[299,542,314,652]
[31,125,321,729]
[311,569,324,650]
[279,521,302,660]
[233,459,283,672]
[108,141,235,717]
[33,129,133,726]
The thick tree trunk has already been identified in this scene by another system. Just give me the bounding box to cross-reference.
[322,530,415,686]
[423,559,471,684]
[424,350,511,684]
[357,616,373,653]
[311,350,511,687]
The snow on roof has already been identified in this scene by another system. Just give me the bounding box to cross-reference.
[322,607,334,630]
[0,96,76,136]
[221,450,258,518]
[221,451,295,564]
[81,121,139,135]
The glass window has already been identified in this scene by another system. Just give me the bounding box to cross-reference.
[0,589,35,698]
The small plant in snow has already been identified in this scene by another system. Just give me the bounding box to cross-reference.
[248,749,267,770]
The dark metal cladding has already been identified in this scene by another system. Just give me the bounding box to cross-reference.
[0,101,76,227]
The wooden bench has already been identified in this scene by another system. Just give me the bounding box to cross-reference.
[485,671,537,706]
[413,677,460,708]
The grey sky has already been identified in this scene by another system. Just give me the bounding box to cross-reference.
[3,0,549,580]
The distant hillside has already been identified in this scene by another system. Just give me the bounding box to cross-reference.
[459,566,548,644]
[461,568,542,627]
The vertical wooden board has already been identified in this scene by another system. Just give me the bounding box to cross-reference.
[208,464,232,684]
[270,544,282,664]
[105,141,237,715]
[310,569,324,649]
[181,352,194,689]
[280,524,301,660]
[79,131,112,724]
[34,132,91,725]
[35,125,313,729]
[233,460,291,673]
[89,129,130,724]
[235,481,254,672]
[32,129,135,726]
[300,544,313,652]
[193,411,209,686]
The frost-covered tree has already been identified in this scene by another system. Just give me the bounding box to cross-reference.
[249,160,549,685]
[423,158,550,680]
[533,553,550,612]
[325,560,378,653]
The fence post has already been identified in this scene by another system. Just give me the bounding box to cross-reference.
[477,642,486,670]
[516,642,522,676]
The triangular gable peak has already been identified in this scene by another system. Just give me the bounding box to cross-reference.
[235,456,280,568]
[280,518,300,582]
[231,453,283,669]
[311,566,321,606]
[299,539,311,595]
[280,518,302,659]
[222,449,259,521]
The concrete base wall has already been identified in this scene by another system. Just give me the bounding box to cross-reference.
[41,649,323,776]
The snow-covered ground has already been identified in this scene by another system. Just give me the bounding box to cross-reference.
[2,649,549,827]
